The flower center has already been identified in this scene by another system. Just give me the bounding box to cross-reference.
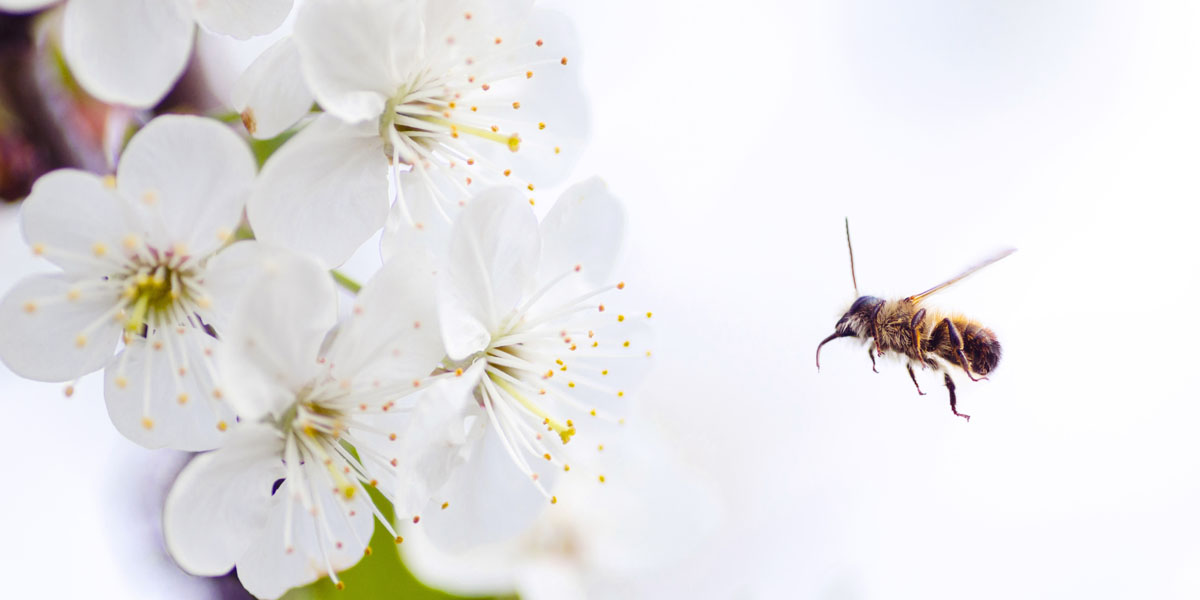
[381,80,521,166]
[119,257,195,333]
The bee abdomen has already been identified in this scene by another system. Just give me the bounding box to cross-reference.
[959,321,1002,376]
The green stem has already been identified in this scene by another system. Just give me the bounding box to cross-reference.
[330,270,363,294]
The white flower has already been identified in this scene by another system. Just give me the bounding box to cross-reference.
[399,430,717,600]
[247,0,589,267]
[391,178,653,550]
[0,0,293,108]
[0,115,256,450]
[164,248,449,599]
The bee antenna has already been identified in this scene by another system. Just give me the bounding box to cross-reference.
[844,217,859,297]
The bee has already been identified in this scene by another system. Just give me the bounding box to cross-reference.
[815,219,1014,421]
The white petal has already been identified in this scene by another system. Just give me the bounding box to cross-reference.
[163,423,285,577]
[230,36,313,140]
[217,250,337,419]
[191,0,292,40]
[117,115,256,257]
[236,472,374,599]
[539,177,626,287]
[325,246,444,384]
[196,240,277,334]
[380,168,457,261]
[248,115,389,268]
[0,275,120,381]
[20,169,137,276]
[0,0,58,13]
[62,0,195,107]
[103,331,234,451]
[419,421,554,551]
[367,362,486,519]
[293,0,419,123]
[439,187,540,359]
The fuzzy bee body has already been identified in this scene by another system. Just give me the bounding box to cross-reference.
[816,221,1012,421]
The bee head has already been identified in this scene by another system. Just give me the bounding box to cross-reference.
[816,295,883,370]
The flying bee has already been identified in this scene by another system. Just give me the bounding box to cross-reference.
[815,219,1014,421]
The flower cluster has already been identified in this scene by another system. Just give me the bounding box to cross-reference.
[0,1,663,598]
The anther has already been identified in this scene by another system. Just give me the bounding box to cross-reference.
[512,101,521,109]
[526,71,533,79]
[441,502,449,510]
[74,334,87,348]
[22,301,35,314]
[561,57,568,65]
[141,417,154,430]
[412,516,420,524]
[177,393,188,405]
[217,421,228,432]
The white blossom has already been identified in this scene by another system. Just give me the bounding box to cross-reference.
[0,115,257,450]
[389,178,653,550]
[165,248,450,598]
[248,0,589,267]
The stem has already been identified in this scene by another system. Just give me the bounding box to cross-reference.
[330,270,362,294]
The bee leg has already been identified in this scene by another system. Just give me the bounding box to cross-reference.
[944,372,970,422]
[867,348,879,373]
[941,317,987,382]
[909,308,926,365]
[906,363,926,395]
[870,302,885,356]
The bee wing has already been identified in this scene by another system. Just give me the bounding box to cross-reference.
[905,248,1016,304]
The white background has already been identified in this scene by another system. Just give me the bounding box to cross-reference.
[5,0,1200,598]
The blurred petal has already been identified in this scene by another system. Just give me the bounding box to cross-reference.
[517,559,587,600]
[439,187,540,359]
[216,250,337,419]
[248,115,389,268]
[0,0,58,14]
[62,0,194,107]
[191,0,292,40]
[20,169,136,276]
[103,331,234,451]
[117,115,255,257]
[163,424,285,576]
[293,0,419,123]
[0,274,120,381]
[539,177,626,287]
[231,37,314,139]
